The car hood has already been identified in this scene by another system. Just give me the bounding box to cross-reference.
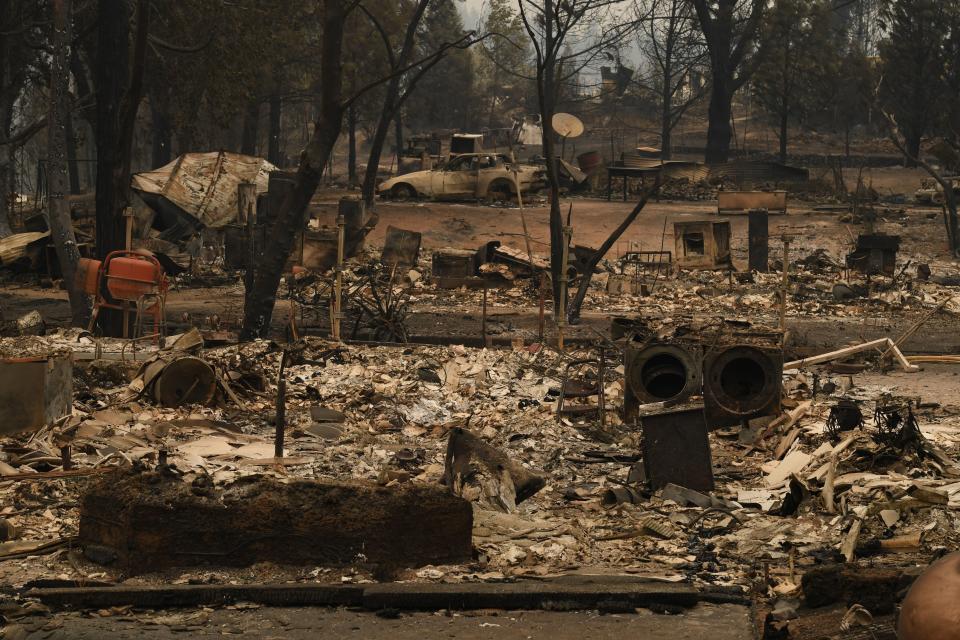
[378,170,433,191]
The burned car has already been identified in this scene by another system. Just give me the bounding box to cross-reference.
[377,153,545,201]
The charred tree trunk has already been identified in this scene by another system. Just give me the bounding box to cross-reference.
[65,111,80,193]
[660,86,673,161]
[94,0,149,335]
[0,148,12,238]
[267,88,282,166]
[240,0,348,340]
[49,0,90,325]
[347,104,357,185]
[361,104,394,205]
[705,78,734,163]
[536,0,565,308]
[0,100,14,238]
[904,131,922,168]
[779,108,788,164]
[240,100,260,156]
[394,109,403,161]
[690,0,765,164]
[149,88,172,167]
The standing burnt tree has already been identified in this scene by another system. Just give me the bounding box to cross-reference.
[877,0,954,165]
[241,2,481,339]
[91,0,149,334]
[688,0,765,163]
[94,0,148,260]
[0,1,46,238]
[637,0,708,160]
[48,0,90,325]
[241,0,349,339]
[359,0,478,207]
[516,0,639,318]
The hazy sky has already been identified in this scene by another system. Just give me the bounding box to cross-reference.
[459,0,485,29]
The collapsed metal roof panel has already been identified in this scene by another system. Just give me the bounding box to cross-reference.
[131,151,277,229]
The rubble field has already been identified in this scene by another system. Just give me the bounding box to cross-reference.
[2,191,960,639]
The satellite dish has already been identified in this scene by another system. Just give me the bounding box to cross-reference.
[553,113,584,139]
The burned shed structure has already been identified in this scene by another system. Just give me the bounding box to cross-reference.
[131,151,277,242]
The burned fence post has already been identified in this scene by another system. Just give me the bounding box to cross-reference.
[275,350,290,459]
[332,209,346,341]
[748,208,769,273]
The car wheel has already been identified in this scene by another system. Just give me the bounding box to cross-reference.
[391,184,416,201]
[487,180,513,202]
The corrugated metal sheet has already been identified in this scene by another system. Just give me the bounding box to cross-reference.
[0,231,50,265]
[131,152,277,229]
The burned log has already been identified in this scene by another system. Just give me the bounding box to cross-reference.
[80,471,473,575]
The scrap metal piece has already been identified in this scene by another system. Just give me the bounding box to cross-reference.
[152,356,217,408]
[640,402,714,493]
[381,226,422,269]
[0,355,72,437]
[846,234,900,277]
[131,152,277,238]
[874,401,923,450]
[825,399,864,440]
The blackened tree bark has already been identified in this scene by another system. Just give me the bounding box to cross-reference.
[49,0,90,325]
[149,85,173,167]
[241,99,260,156]
[347,103,357,185]
[394,109,403,162]
[267,85,282,165]
[95,0,150,334]
[65,112,81,193]
[519,0,564,306]
[689,0,766,163]
[241,0,348,340]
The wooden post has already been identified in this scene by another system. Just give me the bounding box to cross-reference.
[510,151,535,275]
[332,210,346,341]
[780,234,792,332]
[538,273,546,343]
[481,283,489,347]
[748,208,769,272]
[123,207,134,251]
[274,351,288,460]
[557,222,572,351]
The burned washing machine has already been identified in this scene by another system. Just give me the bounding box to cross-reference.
[619,318,704,420]
[624,342,703,419]
[702,330,783,429]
